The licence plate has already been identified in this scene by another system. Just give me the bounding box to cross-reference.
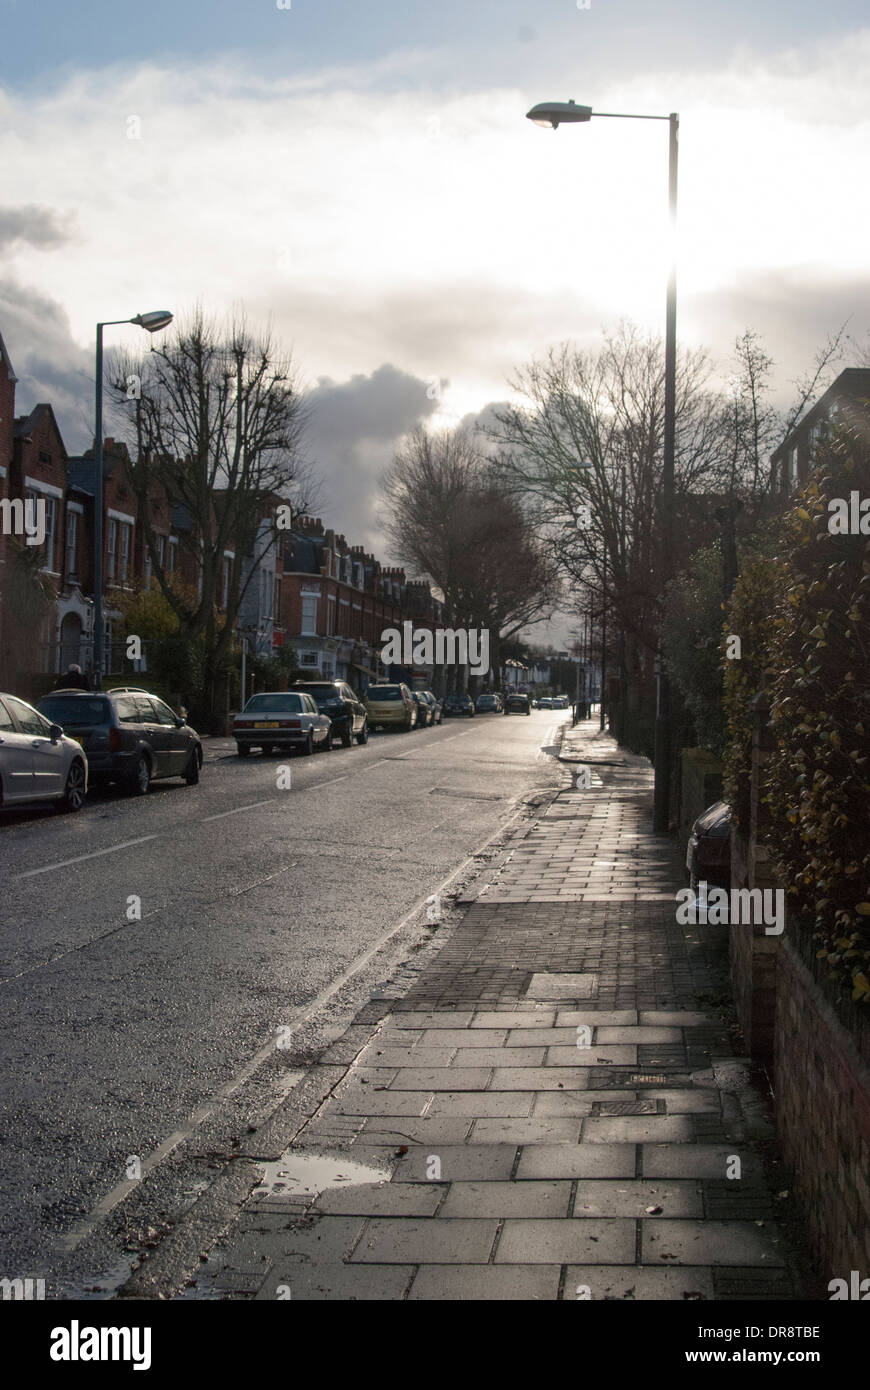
[254,721,280,728]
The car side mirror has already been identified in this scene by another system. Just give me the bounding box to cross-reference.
[50,723,63,742]
[174,716,185,728]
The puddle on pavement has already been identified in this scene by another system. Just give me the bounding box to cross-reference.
[251,1151,392,1200]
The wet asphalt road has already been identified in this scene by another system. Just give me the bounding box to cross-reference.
[0,710,564,1287]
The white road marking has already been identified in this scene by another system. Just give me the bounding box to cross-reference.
[13,835,159,880]
[202,799,275,823]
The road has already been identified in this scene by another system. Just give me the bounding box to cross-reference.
[0,709,565,1294]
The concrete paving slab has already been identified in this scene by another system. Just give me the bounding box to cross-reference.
[571,1179,703,1218]
[314,1183,445,1218]
[596,1027,683,1043]
[409,1265,561,1300]
[419,1029,507,1047]
[427,1091,534,1117]
[357,1047,456,1069]
[470,1117,583,1144]
[581,1116,695,1144]
[495,1218,636,1265]
[451,1047,545,1067]
[329,1090,433,1116]
[388,1068,492,1091]
[564,1266,716,1301]
[392,1144,518,1181]
[255,1264,414,1300]
[642,1220,787,1266]
[546,1046,639,1066]
[471,1010,556,1028]
[439,1181,572,1219]
[490,1068,591,1089]
[516,1144,636,1179]
[643,1145,762,1179]
[359,1118,473,1145]
[351,1217,499,1264]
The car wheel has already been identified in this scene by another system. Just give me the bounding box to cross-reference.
[237,744,250,757]
[356,721,369,745]
[302,732,314,756]
[127,753,151,797]
[323,726,334,751]
[59,759,86,812]
[341,721,353,748]
[184,748,200,784]
[261,743,273,755]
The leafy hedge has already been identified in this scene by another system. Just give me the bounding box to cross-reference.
[722,544,789,832]
[762,421,870,1003]
[661,544,728,757]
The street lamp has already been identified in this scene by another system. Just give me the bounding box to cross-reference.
[92,310,173,689]
[525,98,679,832]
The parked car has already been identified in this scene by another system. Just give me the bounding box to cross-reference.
[686,800,731,891]
[537,697,553,709]
[234,691,332,756]
[36,687,200,796]
[421,690,443,725]
[475,693,501,714]
[0,692,88,812]
[365,683,417,732]
[443,693,475,718]
[411,690,433,728]
[292,680,368,746]
[504,693,531,715]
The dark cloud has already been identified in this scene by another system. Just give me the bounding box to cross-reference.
[304,363,439,558]
[0,278,93,447]
[0,205,76,251]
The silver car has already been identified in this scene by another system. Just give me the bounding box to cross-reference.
[233,691,333,756]
[0,692,88,811]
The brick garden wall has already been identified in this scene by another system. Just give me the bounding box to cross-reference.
[775,938,870,1280]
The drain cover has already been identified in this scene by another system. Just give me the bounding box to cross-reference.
[593,1100,660,1116]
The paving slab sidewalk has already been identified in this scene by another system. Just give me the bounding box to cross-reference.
[187,720,813,1301]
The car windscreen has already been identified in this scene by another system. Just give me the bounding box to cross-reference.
[37,696,111,726]
[243,694,305,713]
[367,687,401,700]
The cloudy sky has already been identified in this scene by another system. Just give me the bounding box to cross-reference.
[2,0,869,641]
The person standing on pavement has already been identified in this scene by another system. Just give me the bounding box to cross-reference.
[55,664,91,691]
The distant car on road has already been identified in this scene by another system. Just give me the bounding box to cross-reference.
[365,683,417,732]
[475,693,501,714]
[686,800,731,892]
[421,690,443,725]
[0,692,88,812]
[504,693,531,715]
[292,680,368,746]
[36,687,200,796]
[411,690,433,728]
[234,691,332,756]
[443,693,475,718]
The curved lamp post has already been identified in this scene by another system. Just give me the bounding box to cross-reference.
[525,99,679,831]
[93,310,173,688]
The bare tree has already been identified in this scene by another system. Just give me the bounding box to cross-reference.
[380,425,559,683]
[109,309,312,715]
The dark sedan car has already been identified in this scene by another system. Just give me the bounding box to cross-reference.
[443,693,475,717]
[686,800,731,891]
[292,680,368,746]
[37,687,202,795]
[504,693,531,715]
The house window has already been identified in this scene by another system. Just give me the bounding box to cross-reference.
[119,520,131,583]
[301,595,318,636]
[326,596,335,636]
[107,518,117,581]
[65,509,78,579]
[788,448,798,486]
[168,536,178,572]
[26,489,57,572]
